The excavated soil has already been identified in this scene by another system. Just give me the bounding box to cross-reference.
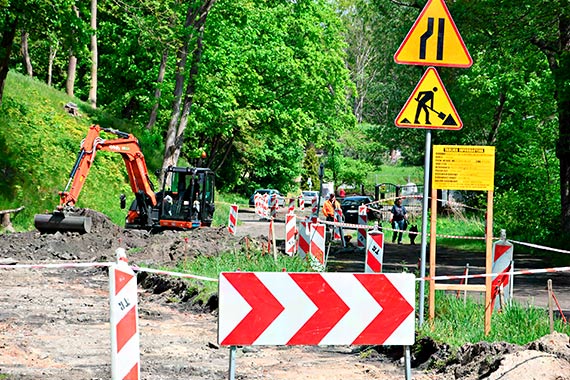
[0,208,569,379]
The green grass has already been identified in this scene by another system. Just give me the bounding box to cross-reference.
[169,247,312,303]
[368,164,424,187]
[420,291,569,348]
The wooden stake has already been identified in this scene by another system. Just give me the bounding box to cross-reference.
[548,279,554,334]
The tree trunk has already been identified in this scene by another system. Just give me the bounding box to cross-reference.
[88,0,98,109]
[66,5,81,98]
[0,14,18,107]
[146,48,169,130]
[161,0,216,185]
[21,30,33,77]
[47,41,58,87]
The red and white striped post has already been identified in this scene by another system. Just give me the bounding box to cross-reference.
[357,205,368,248]
[109,248,140,380]
[297,218,310,260]
[309,223,326,272]
[228,204,239,235]
[365,227,384,273]
[299,196,305,211]
[287,197,295,214]
[491,230,514,312]
[285,213,297,256]
[310,196,318,223]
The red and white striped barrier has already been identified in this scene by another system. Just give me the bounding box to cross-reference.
[270,194,278,220]
[365,231,384,273]
[309,223,326,272]
[287,197,295,214]
[357,205,367,247]
[299,196,305,211]
[297,219,311,260]
[311,196,318,223]
[491,239,514,312]
[262,193,269,218]
[285,213,297,256]
[109,248,140,380]
[228,204,238,235]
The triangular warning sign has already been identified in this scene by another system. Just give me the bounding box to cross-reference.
[395,67,462,130]
[394,0,472,68]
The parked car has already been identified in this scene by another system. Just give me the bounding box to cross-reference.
[249,189,285,207]
[340,195,380,224]
[299,190,319,206]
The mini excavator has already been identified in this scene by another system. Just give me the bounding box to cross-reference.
[34,124,215,234]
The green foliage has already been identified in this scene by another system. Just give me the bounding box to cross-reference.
[193,0,356,194]
[301,144,320,191]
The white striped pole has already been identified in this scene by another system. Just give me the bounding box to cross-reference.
[285,213,297,256]
[357,205,368,248]
[109,248,140,380]
[228,204,238,235]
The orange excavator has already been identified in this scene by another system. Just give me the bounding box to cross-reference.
[34,124,215,234]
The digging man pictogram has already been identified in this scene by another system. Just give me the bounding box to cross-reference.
[414,87,438,124]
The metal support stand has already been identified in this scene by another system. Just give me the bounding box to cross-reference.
[228,346,237,380]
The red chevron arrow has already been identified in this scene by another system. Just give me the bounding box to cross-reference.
[220,272,284,345]
[286,273,349,345]
[352,274,414,345]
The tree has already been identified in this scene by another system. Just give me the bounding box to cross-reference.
[88,0,97,108]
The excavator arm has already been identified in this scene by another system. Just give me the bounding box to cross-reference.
[35,124,157,233]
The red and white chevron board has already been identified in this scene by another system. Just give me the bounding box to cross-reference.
[491,240,514,311]
[228,204,238,235]
[109,249,139,380]
[285,213,297,256]
[297,219,310,260]
[299,197,305,211]
[365,231,384,273]
[357,205,368,247]
[218,272,415,346]
[309,223,326,272]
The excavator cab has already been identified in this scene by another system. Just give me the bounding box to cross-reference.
[157,167,215,229]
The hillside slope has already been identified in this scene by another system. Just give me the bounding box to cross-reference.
[0,72,162,231]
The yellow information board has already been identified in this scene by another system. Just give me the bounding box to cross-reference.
[432,145,495,191]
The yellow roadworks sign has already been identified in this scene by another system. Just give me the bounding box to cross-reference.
[394,0,472,68]
[395,67,462,130]
[432,145,495,191]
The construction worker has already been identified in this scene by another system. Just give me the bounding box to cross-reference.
[322,193,341,222]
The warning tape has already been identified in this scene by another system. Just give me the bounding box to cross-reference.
[321,218,493,241]
[420,266,570,282]
[509,240,570,256]
[0,261,219,282]
[131,265,218,282]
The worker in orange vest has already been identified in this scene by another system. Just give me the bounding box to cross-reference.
[322,193,341,222]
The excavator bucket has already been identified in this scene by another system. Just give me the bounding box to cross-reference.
[34,213,92,234]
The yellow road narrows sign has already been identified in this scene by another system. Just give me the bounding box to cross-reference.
[394,0,472,68]
[432,145,495,191]
[395,67,462,130]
